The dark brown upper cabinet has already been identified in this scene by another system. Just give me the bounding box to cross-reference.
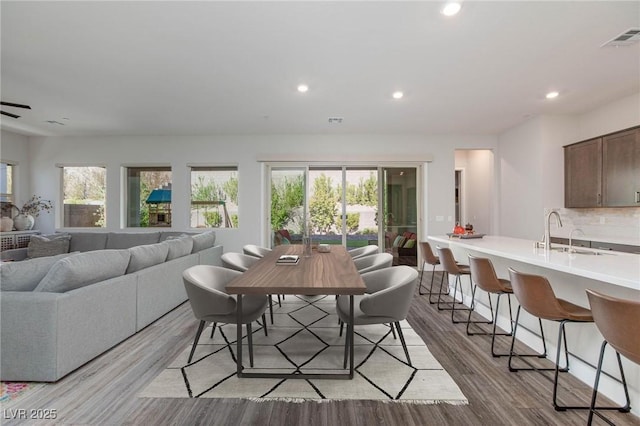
[602,128,640,206]
[564,126,640,208]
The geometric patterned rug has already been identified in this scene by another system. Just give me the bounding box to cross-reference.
[139,295,468,404]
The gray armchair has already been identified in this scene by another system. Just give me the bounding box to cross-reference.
[222,252,279,323]
[353,252,393,274]
[182,265,268,366]
[336,265,418,368]
[242,244,272,259]
[348,245,379,259]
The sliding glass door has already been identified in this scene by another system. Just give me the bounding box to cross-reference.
[268,164,417,260]
[381,167,418,266]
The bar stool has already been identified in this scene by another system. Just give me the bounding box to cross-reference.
[466,255,514,357]
[586,289,637,425]
[436,247,472,323]
[508,268,628,412]
[417,241,445,301]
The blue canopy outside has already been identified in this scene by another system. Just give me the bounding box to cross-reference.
[146,189,171,204]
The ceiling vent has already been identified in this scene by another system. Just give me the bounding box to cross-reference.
[328,117,343,124]
[601,28,640,47]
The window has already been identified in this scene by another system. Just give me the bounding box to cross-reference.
[190,166,238,228]
[126,167,172,227]
[0,162,15,203]
[62,166,107,227]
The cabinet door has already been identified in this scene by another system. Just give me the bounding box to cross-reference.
[564,138,602,207]
[603,128,640,207]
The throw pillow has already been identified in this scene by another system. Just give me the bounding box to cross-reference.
[403,239,416,249]
[392,235,406,248]
[126,243,170,273]
[163,236,194,260]
[0,252,78,292]
[27,234,71,258]
[191,230,216,253]
[33,249,131,293]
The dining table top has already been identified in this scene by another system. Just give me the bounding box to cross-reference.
[225,244,366,296]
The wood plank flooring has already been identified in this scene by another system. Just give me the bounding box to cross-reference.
[3,272,639,425]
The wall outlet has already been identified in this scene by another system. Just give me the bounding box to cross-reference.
[436,215,444,222]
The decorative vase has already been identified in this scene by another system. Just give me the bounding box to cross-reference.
[13,214,34,231]
[0,217,13,232]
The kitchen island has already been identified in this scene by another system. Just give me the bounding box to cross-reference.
[428,235,639,416]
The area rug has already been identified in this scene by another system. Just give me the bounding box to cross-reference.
[139,295,467,404]
[0,382,43,404]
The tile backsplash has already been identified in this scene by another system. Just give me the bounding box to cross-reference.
[546,208,640,246]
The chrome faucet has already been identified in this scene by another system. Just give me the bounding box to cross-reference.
[568,228,584,253]
[537,210,563,251]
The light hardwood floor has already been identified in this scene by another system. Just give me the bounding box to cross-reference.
[3,272,639,425]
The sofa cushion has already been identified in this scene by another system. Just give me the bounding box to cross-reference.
[34,249,131,293]
[106,232,161,250]
[27,234,71,258]
[163,236,194,260]
[68,232,108,252]
[126,243,169,273]
[159,231,194,242]
[191,231,216,253]
[1,252,77,292]
[392,235,406,248]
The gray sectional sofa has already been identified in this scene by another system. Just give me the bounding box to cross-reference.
[0,231,222,382]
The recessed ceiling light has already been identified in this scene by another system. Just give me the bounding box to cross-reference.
[546,91,559,99]
[297,84,309,93]
[441,2,462,16]
[392,91,404,99]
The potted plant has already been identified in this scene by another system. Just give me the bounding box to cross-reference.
[2,195,53,231]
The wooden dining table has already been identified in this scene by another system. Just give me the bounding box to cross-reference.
[226,244,366,379]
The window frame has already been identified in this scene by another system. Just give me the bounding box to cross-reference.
[59,164,108,228]
[189,164,239,229]
[123,165,173,228]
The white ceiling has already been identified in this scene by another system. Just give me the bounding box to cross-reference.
[1,1,639,137]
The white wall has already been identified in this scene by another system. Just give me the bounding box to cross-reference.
[0,130,31,206]
[19,133,496,252]
[497,92,640,241]
[454,149,493,235]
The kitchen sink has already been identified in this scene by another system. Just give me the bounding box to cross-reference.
[553,247,614,256]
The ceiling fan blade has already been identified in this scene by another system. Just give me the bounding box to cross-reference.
[0,101,31,109]
[1,110,21,119]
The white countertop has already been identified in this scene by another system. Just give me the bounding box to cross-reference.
[428,235,640,291]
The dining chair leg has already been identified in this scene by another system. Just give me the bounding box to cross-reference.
[268,295,275,324]
[395,322,411,365]
[247,323,254,368]
[262,313,268,336]
[188,320,207,363]
[210,322,217,339]
[339,320,344,336]
[390,323,397,339]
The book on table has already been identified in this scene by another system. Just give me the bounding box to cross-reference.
[276,254,300,265]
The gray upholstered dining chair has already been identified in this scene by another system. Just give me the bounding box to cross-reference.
[353,252,393,274]
[242,244,272,258]
[348,245,379,259]
[336,266,418,368]
[182,265,268,366]
[222,252,279,324]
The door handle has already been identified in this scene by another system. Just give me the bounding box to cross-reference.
[635,191,640,203]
